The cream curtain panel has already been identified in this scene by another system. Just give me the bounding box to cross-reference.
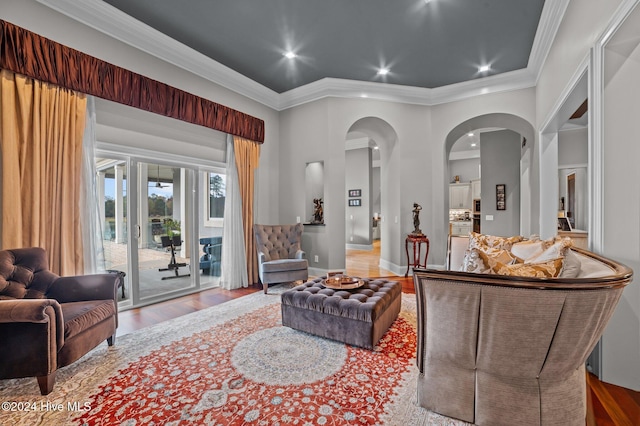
[219,134,248,290]
[0,70,87,275]
[233,136,260,284]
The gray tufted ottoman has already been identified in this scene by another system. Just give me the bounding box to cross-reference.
[280,277,401,349]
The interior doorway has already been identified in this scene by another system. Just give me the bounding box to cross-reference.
[344,117,398,276]
[444,113,535,239]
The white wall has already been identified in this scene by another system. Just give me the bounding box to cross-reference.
[600,2,640,390]
[558,127,588,166]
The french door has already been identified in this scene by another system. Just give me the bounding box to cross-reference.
[96,153,222,309]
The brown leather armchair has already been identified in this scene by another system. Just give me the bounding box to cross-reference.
[0,247,120,395]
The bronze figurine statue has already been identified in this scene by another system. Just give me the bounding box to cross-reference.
[412,202,423,235]
[313,198,324,224]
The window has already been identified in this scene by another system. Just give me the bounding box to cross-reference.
[205,171,225,226]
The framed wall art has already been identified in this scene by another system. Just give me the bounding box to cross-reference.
[496,184,506,210]
[348,189,361,197]
[348,198,361,207]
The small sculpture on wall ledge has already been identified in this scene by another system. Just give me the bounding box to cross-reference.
[412,202,423,235]
[312,198,324,224]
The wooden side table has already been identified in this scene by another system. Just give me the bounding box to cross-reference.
[405,233,430,277]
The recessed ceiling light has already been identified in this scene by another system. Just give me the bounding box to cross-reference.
[478,65,490,73]
[468,132,474,137]
[284,51,297,59]
[361,94,368,98]
[373,146,379,150]
[470,143,477,147]
[377,68,390,76]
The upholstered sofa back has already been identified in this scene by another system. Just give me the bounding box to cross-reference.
[0,247,59,299]
[415,236,633,425]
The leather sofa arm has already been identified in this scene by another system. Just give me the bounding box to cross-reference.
[47,274,120,303]
[0,299,64,349]
[0,299,62,323]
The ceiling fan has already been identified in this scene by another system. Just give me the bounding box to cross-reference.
[149,164,170,188]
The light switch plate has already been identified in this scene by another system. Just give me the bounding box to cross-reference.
[486,215,494,221]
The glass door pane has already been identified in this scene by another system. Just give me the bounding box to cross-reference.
[96,158,130,306]
[138,162,195,300]
[197,170,225,288]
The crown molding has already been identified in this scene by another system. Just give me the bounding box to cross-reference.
[36,0,280,108]
[528,0,571,83]
[37,0,565,111]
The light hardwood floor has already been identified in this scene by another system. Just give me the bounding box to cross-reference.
[117,240,639,425]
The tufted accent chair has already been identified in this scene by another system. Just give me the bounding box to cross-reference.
[253,223,308,293]
[0,247,120,395]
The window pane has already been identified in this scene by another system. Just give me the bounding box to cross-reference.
[209,173,226,219]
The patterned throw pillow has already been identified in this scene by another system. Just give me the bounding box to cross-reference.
[460,233,524,272]
[468,232,524,251]
[463,248,518,273]
[483,254,565,278]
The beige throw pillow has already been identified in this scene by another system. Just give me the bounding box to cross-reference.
[559,248,582,278]
[525,237,573,264]
[510,240,546,261]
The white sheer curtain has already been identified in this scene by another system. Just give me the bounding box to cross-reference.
[80,95,104,273]
[220,134,248,289]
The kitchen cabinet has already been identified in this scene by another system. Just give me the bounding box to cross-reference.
[471,179,481,200]
[451,221,472,236]
[449,183,471,209]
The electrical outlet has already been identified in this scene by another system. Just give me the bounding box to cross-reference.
[314,255,319,263]
[350,236,353,241]
[296,216,300,223]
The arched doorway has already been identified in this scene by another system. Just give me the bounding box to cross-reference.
[344,117,398,276]
[444,113,535,238]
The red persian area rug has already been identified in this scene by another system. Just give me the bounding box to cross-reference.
[0,289,468,425]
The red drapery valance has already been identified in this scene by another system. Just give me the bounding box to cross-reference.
[0,19,264,143]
